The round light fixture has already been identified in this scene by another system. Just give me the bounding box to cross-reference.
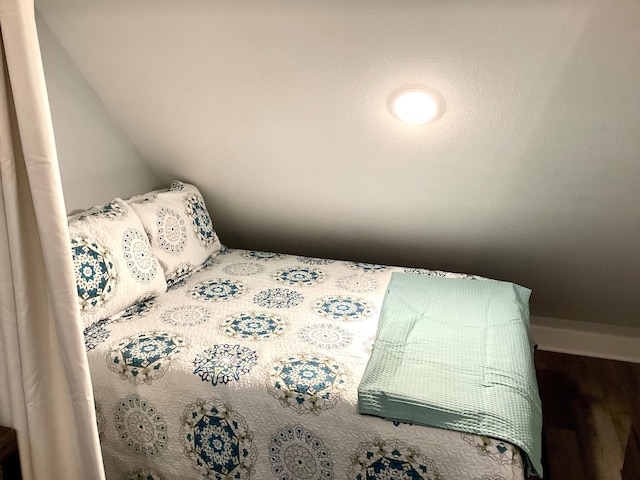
[390,87,443,125]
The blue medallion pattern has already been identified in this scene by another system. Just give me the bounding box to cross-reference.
[403,268,447,277]
[313,296,375,321]
[392,420,414,427]
[193,344,258,386]
[461,273,486,280]
[461,434,522,467]
[200,253,220,270]
[116,298,156,321]
[348,438,440,480]
[253,288,304,308]
[115,394,167,457]
[167,276,187,290]
[298,323,353,349]
[84,319,112,351]
[363,336,375,355]
[269,425,333,480]
[242,250,284,261]
[72,236,117,310]
[223,312,285,339]
[156,207,187,255]
[267,355,348,414]
[223,262,264,276]
[107,332,187,384]
[254,288,304,309]
[296,256,334,265]
[122,228,157,283]
[121,468,163,480]
[79,199,127,221]
[190,279,246,302]
[162,305,211,326]
[336,275,379,293]
[274,267,325,286]
[347,262,389,274]
[184,193,216,247]
[180,398,256,479]
[167,262,195,288]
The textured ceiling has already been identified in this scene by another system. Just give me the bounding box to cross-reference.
[36,0,640,327]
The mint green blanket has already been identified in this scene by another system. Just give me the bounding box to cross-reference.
[358,273,543,477]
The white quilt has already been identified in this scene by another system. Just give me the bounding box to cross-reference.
[85,248,527,480]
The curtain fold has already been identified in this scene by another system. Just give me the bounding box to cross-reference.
[0,0,105,478]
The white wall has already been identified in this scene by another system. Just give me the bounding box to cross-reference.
[35,0,640,328]
[36,13,161,213]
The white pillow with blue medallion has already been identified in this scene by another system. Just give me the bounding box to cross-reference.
[68,198,167,327]
[128,181,223,285]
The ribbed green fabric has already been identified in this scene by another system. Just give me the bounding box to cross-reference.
[358,273,543,477]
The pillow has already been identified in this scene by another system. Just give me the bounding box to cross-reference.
[68,198,167,326]
[128,181,223,283]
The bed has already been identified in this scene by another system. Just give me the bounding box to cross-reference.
[70,181,542,480]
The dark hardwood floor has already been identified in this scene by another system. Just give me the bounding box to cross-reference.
[535,350,640,480]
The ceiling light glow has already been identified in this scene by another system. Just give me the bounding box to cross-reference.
[390,88,442,125]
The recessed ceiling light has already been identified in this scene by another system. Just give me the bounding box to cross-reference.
[390,87,443,125]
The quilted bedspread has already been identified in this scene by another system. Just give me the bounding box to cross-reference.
[85,248,529,480]
[358,273,542,477]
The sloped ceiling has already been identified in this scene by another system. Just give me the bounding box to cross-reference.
[36,15,162,210]
[36,0,640,327]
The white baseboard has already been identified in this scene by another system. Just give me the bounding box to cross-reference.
[530,316,640,363]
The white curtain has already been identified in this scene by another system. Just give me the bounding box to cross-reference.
[0,0,105,478]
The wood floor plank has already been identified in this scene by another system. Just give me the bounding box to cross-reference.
[544,426,585,480]
[590,402,625,480]
[535,350,638,480]
[611,411,632,450]
[572,396,601,480]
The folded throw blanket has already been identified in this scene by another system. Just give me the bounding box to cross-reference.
[358,273,543,477]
